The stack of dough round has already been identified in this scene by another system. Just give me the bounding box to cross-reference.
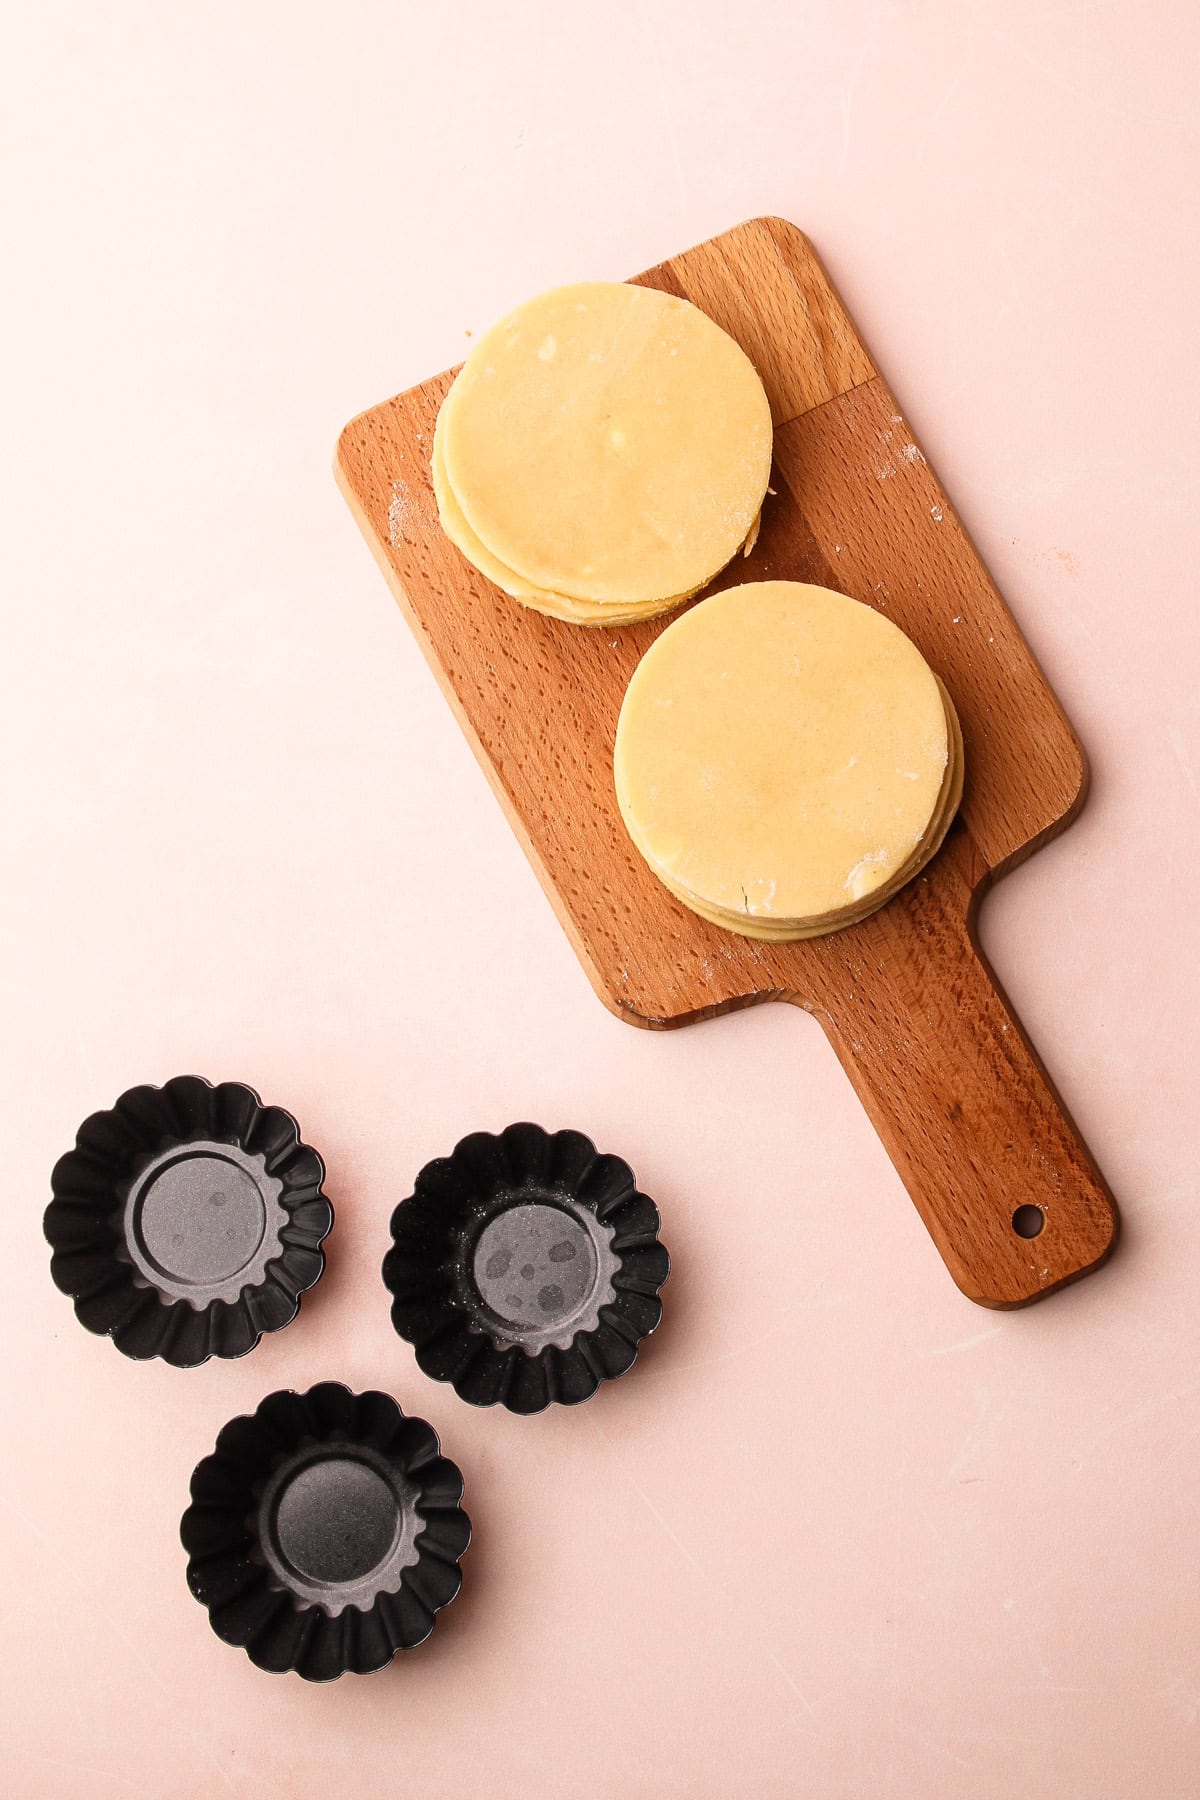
[433,281,774,625]
[614,581,964,940]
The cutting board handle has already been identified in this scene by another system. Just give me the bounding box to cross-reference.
[806,833,1117,1307]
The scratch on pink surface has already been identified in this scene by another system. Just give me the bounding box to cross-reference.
[882,1443,908,1799]
[985,16,1192,137]
[1083,1380,1200,1454]
[838,2,888,174]
[919,1326,1002,1358]
[1158,1675,1200,1728]
[898,1725,972,1770]
[0,1497,237,1792]
[588,1412,819,1731]
[2,1747,142,1795]
[918,18,978,150]
[662,1296,847,1375]
[0,1491,55,1548]
[587,1412,705,1574]
[767,1651,818,1722]
[633,0,688,219]
[945,1387,996,1483]
[1169,726,1197,800]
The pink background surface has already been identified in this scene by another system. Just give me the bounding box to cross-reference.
[4,4,1199,1795]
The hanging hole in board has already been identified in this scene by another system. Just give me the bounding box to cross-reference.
[1012,1204,1045,1239]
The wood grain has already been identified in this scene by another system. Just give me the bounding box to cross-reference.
[335,216,1117,1308]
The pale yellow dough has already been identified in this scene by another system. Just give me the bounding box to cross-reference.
[431,419,697,626]
[438,281,773,610]
[614,582,963,939]
[649,687,964,938]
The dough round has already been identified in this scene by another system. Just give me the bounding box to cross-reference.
[438,281,773,611]
[614,582,962,938]
[645,687,964,938]
[432,419,697,626]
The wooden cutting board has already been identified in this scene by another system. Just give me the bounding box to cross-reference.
[335,216,1117,1309]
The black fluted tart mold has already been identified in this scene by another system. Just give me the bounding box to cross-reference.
[45,1075,332,1366]
[181,1382,469,1678]
[383,1122,669,1414]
